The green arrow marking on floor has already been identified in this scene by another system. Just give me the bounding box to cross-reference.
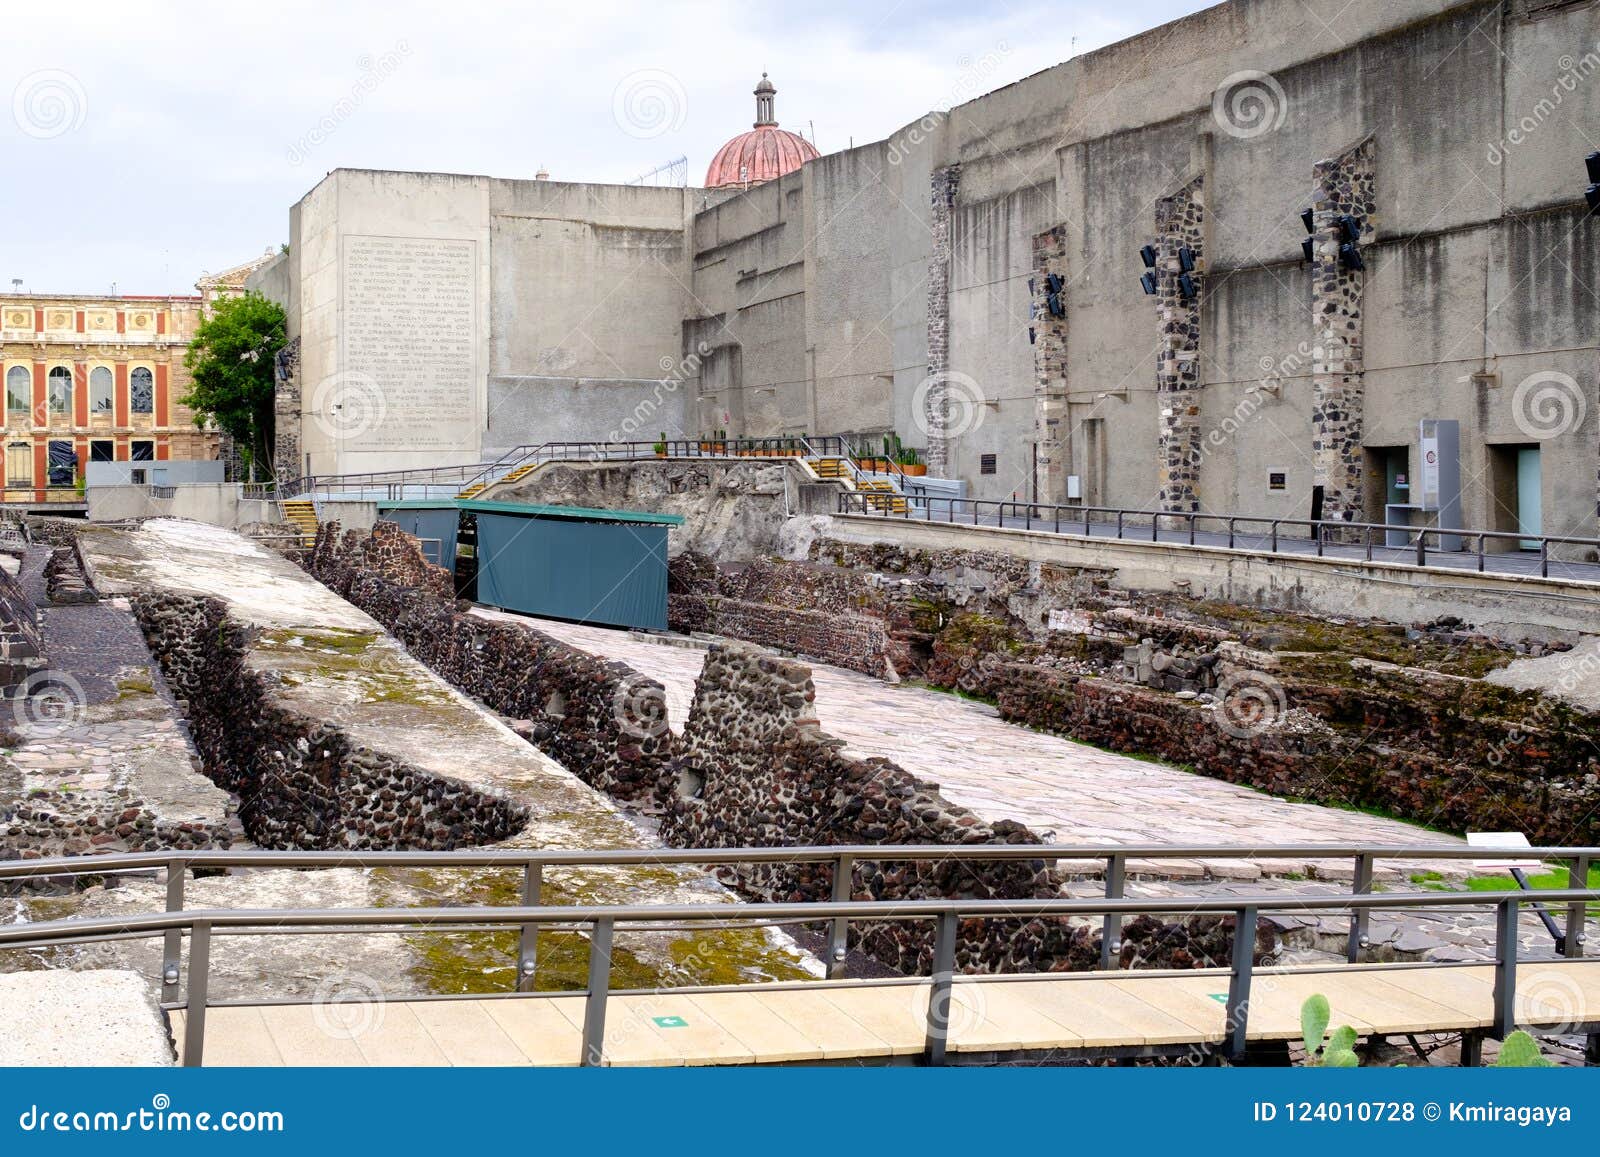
[652,1015,688,1028]
[1208,993,1228,1003]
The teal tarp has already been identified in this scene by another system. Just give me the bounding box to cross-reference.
[379,507,460,572]
[474,512,668,631]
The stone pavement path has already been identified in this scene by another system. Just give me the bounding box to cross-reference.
[478,612,1468,880]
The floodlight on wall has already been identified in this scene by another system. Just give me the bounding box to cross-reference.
[1178,247,1196,272]
[1301,238,1315,264]
[1177,272,1197,300]
[1139,244,1157,268]
[1046,291,1065,318]
[1139,271,1158,295]
[1587,151,1600,184]
[1338,215,1362,244]
[1045,272,1065,294]
[1339,242,1365,272]
[1300,208,1315,234]
[1028,327,1036,345]
[1587,184,1600,217]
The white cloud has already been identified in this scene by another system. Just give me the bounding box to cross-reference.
[0,0,1208,293]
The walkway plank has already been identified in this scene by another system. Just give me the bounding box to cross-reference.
[174,960,1600,1066]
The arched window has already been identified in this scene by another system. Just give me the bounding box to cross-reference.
[90,366,113,414]
[130,366,154,415]
[5,367,29,415]
[46,366,72,416]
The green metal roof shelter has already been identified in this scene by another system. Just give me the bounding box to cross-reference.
[376,499,684,632]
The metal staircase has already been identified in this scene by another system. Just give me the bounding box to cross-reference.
[804,446,911,515]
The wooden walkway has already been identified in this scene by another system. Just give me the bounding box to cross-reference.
[172,960,1600,1066]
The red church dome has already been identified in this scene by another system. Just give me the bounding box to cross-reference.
[705,73,819,190]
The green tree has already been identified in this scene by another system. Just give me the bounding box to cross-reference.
[182,291,285,481]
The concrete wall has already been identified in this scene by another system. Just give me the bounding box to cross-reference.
[87,484,275,526]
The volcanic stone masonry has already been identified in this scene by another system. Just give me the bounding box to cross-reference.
[671,536,1600,846]
[303,519,1271,976]
[132,590,525,850]
[1032,225,1070,506]
[1310,137,1375,526]
[1154,174,1205,513]
[923,163,961,480]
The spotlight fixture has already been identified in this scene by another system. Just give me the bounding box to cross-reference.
[1300,208,1315,234]
[1139,244,1157,268]
[1046,292,1065,318]
[1178,247,1196,272]
[1587,151,1600,184]
[1139,271,1158,295]
[1338,242,1365,272]
[1177,272,1197,300]
[1338,215,1362,244]
[1045,272,1064,295]
[1028,277,1035,295]
[1028,326,1036,345]
[1301,238,1314,264]
[1587,184,1600,216]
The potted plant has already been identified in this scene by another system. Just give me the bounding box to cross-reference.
[653,433,668,459]
[896,445,927,476]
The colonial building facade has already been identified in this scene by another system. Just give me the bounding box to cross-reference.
[0,295,219,503]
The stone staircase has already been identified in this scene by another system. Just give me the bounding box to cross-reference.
[280,498,320,546]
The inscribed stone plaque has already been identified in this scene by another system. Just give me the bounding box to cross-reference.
[338,235,478,452]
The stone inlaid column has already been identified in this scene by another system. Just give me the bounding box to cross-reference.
[273,335,302,487]
[1154,175,1205,512]
[924,164,960,478]
[1032,225,1070,504]
[1310,138,1375,526]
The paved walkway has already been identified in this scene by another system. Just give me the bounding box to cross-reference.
[483,613,1466,880]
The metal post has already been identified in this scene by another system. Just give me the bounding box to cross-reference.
[1225,907,1259,1062]
[1416,528,1426,568]
[825,855,854,980]
[183,920,210,1067]
[1084,508,1091,537]
[1346,853,1373,963]
[162,859,184,1002]
[1460,1033,1482,1067]
[516,862,542,992]
[1227,518,1235,550]
[1188,514,1196,546]
[1315,523,1324,557]
[924,912,959,1066]
[1024,504,1031,531]
[1491,898,1518,1040]
[1540,539,1549,578]
[1270,522,1278,553]
[1364,527,1373,563]
[1150,513,1159,543]
[1566,855,1589,958]
[1476,533,1485,573]
[1116,511,1124,540]
[1100,853,1126,971]
[580,917,615,1067]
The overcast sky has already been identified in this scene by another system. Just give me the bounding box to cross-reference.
[1,0,1214,296]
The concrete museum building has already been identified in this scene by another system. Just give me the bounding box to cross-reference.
[256,0,1600,555]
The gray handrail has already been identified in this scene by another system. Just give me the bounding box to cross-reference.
[837,492,1600,579]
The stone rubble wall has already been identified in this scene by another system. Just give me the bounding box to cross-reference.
[131,591,526,850]
[2,785,230,869]
[43,545,98,605]
[304,519,1270,977]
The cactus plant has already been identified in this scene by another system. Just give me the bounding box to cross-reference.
[1300,994,1361,1066]
[1493,1030,1552,1067]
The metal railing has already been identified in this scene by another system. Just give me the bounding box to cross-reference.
[838,493,1600,579]
[2,843,1594,1066]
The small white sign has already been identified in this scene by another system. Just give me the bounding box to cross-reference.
[1466,831,1543,872]
[1047,608,1091,634]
